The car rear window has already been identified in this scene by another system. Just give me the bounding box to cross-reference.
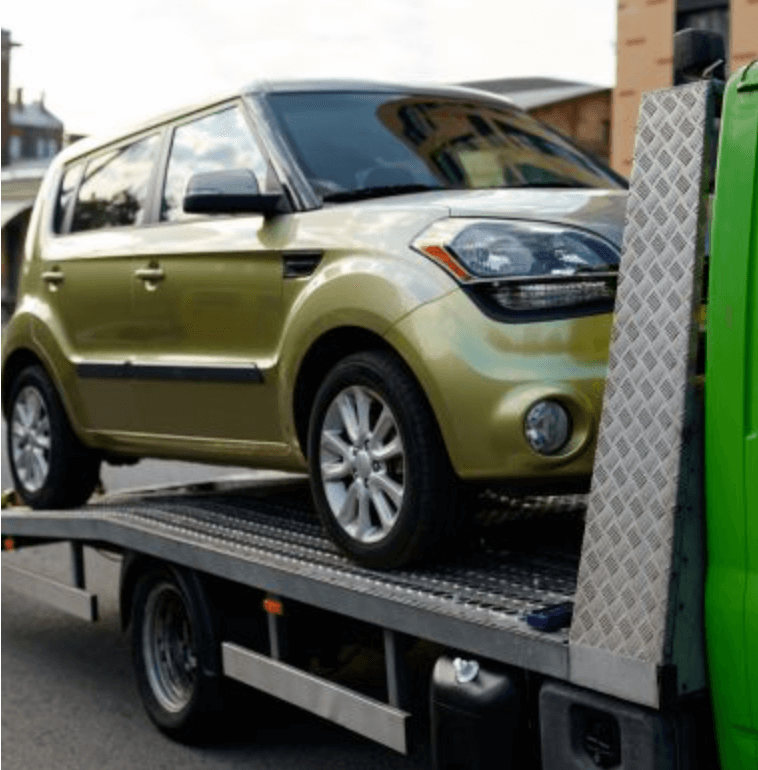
[70,133,161,232]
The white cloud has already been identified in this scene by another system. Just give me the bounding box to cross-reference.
[3,0,616,135]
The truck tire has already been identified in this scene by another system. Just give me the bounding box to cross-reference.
[7,364,100,509]
[307,349,461,569]
[130,563,224,742]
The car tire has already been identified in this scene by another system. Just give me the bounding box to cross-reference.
[130,563,225,743]
[308,350,461,569]
[7,364,100,509]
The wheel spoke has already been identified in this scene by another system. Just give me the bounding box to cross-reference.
[354,387,372,442]
[349,483,372,541]
[22,390,42,427]
[27,452,42,490]
[371,406,394,444]
[15,450,32,483]
[15,398,32,428]
[322,460,351,481]
[369,485,398,530]
[335,480,360,526]
[336,391,360,444]
[372,472,403,507]
[370,436,403,462]
[321,430,352,461]
[31,446,46,475]
[34,432,51,450]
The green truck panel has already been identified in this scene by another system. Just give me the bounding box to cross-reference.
[705,60,758,770]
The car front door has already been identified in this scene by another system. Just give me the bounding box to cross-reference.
[129,103,289,456]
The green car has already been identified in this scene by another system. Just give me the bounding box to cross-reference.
[1,81,626,567]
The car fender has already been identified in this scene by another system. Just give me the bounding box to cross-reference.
[276,248,457,448]
[1,301,88,440]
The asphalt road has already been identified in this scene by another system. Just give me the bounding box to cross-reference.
[1,429,428,770]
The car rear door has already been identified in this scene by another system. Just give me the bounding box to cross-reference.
[43,132,162,434]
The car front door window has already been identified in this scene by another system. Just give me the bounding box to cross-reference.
[161,106,269,222]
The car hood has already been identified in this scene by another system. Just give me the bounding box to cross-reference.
[436,188,627,249]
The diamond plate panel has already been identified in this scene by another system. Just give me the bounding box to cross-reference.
[569,82,712,666]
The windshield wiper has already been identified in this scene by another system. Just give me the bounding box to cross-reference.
[322,184,442,202]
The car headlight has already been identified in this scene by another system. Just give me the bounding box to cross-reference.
[412,218,618,319]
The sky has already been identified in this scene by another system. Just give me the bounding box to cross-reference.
[3,0,617,136]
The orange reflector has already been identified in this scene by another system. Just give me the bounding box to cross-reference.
[263,597,284,615]
[422,245,470,281]
[4,537,15,552]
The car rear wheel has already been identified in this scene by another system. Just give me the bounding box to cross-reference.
[7,365,100,509]
[308,350,461,569]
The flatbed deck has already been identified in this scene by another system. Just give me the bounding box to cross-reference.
[2,477,585,680]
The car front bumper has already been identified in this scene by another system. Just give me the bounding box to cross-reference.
[384,289,612,485]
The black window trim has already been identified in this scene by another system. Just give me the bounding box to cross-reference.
[249,93,321,212]
[55,161,85,236]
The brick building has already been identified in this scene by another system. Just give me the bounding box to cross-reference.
[1,29,65,319]
[613,0,758,175]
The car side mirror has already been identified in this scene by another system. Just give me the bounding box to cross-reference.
[183,169,289,216]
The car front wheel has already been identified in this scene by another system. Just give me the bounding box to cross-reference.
[308,350,460,569]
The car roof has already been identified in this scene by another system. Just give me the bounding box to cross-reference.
[246,78,506,99]
[56,79,514,166]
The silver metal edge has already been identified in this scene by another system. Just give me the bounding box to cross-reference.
[569,643,659,707]
[222,641,410,754]
[0,512,570,678]
[2,563,98,622]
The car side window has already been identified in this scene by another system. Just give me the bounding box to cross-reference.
[70,134,161,233]
[161,105,269,222]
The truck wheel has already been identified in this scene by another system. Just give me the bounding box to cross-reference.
[308,350,460,569]
[130,564,223,742]
[7,365,100,509]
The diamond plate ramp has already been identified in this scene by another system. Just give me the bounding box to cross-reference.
[569,82,713,707]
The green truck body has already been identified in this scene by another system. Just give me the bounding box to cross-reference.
[706,60,758,769]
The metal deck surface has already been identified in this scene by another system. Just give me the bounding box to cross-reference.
[2,479,585,678]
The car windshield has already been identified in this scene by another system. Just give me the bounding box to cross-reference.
[265,91,625,201]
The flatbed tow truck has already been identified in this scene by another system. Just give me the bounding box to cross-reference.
[3,37,756,770]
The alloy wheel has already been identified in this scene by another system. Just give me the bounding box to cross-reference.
[319,385,406,544]
[11,385,52,494]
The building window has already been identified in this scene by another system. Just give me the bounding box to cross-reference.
[9,135,21,160]
[676,1,729,73]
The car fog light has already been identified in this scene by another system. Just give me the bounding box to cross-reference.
[525,400,571,455]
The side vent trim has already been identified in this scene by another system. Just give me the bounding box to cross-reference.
[283,251,322,279]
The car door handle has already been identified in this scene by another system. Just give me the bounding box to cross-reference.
[41,269,64,288]
[134,267,165,282]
